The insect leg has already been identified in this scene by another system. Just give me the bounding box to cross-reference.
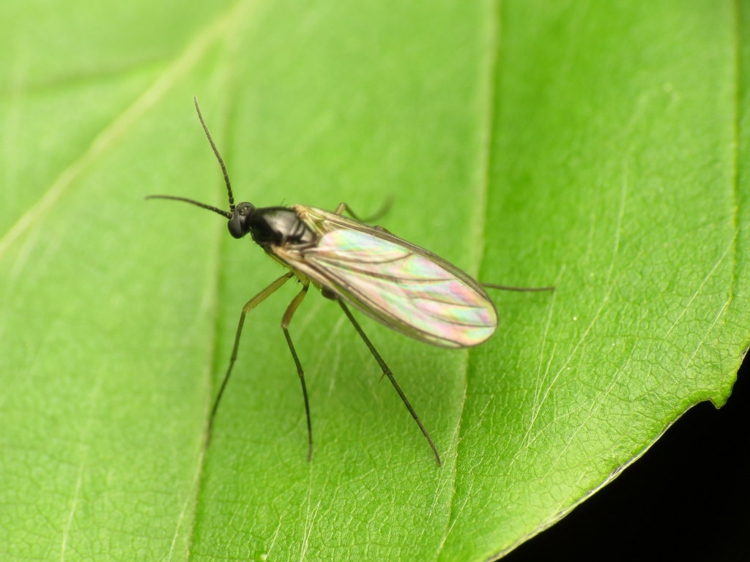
[483,283,555,292]
[280,280,313,461]
[337,301,442,466]
[208,271,294,443]
[334,197,393,223]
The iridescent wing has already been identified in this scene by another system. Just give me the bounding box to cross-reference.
[275,208,498,348]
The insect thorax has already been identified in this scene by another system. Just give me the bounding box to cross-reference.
[249,207,318,248]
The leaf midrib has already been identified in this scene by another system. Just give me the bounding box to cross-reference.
[434,0,502,560]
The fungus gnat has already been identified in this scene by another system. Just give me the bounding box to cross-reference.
[148,99,553,465]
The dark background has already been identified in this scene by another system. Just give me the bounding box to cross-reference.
[507,354,749,561]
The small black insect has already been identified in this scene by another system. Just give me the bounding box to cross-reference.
[148,99,553,465]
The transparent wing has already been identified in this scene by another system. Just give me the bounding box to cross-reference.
[278,228,497,348]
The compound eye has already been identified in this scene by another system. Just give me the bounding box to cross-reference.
[228,214,244,238]
[227,203,256,239]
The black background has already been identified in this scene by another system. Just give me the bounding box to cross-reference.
[506,354,749,561]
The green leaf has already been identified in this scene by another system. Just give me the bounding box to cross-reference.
[0,1,746,560]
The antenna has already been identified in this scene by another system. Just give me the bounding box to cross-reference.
[144,194,231,219]
[193,97,235,212]
[146,98,237,220]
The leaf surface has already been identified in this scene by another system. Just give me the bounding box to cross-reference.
[0,1,746,560]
